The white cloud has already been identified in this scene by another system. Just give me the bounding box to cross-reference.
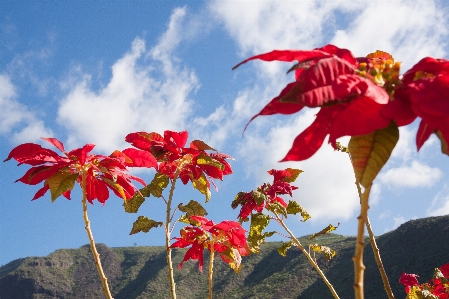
[379,161,442,188]
[210,0,363,55]
[57,7,199,153]
[427,186,449,216]
[0,74,53,143]
[332,0,448,71]
[237,108,360,222]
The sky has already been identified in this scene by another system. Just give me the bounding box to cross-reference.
[1,0,449,266]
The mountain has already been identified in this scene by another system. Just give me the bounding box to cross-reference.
[1,214,448,299]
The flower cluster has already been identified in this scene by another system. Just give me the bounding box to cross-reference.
[399,264,449,298]
[234,44,449,161]
[125,130,233,200]
[4,137,151,204]
[232,168,302,220]
[170,216,250,273]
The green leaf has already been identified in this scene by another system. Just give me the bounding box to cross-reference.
[123,192,145,213]
[310,244,336,261]
[178,200,208,218]
[191,172,211,202]
[348,121,399,188]
[266,201,287,217]
[46,171,78,202]
[231,191,247,210]
[148,173,169,198]
[129,216,163,235]
[286,200,311,221]
[219,247,243,274]
[281,168,303,183]
[251,190,267,205]
[196,153,224,169]
[248,213,274,253]
[309,223,339,240]
[277,240,294,257]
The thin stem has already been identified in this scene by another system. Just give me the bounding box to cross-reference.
[208,240,215,299]
[353,184,371,299]
[274,213,340,299]
[166,175,179,299]
[350,156,395,299]
[81,171,113,299]
[366,216,395,299]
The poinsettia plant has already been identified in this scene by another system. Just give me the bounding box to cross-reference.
[122,130,234,299]
[232,168,341,298]
[171,215,250,299]
[234,44,449,299]
[400,264,449,299]
[4,137,155,299]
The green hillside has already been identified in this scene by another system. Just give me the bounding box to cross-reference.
[1,215,448,299]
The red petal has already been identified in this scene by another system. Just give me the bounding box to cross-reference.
[317,44,357,65]
[164,130,188,148]
[68,144,95,165]
[232,49,332,70]
[399,273,420,286]
[42,137,65,153]
[16,165,53,185]
[328,97,390,146]
[281,108,337,161]
[296,57,355,107]
[32,184,50,200]
[243,82,304,133]
[416,120,434,151]
[122,148,158,168]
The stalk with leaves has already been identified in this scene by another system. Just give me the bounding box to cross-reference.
[232,168,341,299]
[4,137,153,298]
[122,130,234,299]
[234,43,449,298]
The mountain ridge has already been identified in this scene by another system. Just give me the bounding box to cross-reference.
[1,214,448,298]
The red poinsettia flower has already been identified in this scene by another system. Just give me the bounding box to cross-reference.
[385,57,449,151]
[125,130,233,200]
[399,264,449,298]
[170,216,249,272]
[4,137,155,204]
[234,44,393,161]
[232,169,299,220]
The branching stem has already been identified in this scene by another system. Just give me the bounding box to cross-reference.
[353,184,371,299]
[208,239,215,299]
[81,171,113,299]
[274,213,340,299]
[166,174,179,299]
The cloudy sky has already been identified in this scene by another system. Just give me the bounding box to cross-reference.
[1,0,448,266]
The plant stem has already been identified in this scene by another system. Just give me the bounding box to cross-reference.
[81,172,113,299]
[166,174,179,299]
[208,241,215,299]
[274,213,340,299]
[351,162,395,299]
[353,184,371,299]
[366,216,395,299]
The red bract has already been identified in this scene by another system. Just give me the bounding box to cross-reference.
[232,169,299,220]
[4,137,153,204]
[234,45,394,161]
[400,264,449,298]
[125,130,233,198]
[170,216,249,272]
[388,57,449,150]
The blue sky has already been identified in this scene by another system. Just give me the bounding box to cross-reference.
[1,0,449,266]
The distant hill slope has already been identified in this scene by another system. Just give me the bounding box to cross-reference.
[1,214,448,299]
